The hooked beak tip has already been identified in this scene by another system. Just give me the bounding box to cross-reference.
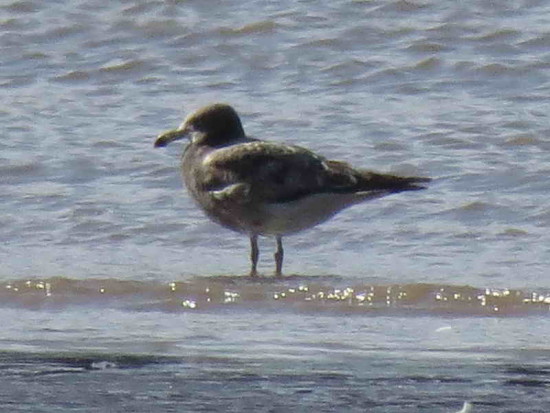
[154,136,169,148]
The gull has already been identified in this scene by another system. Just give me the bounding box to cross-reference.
[154,103,430,277]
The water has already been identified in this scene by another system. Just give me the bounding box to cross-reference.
[2,0,550,411]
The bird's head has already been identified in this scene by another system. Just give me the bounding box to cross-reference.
[154,103,245,148]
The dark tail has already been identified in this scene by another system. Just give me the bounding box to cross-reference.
[356,171,431,193]
[325,161,431,194]
[324,160,430,194]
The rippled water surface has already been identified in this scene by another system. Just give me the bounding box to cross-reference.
[2,0,550,411]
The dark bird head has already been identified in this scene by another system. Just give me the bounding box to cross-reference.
[154,103,246,148]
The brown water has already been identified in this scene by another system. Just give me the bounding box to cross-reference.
[2,276,549,316]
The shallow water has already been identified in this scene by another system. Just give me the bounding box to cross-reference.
[2,276,550,316]
[2,292,550,412]
[2,0,550,410]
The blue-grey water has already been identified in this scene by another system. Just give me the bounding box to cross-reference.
[2,0,550,411]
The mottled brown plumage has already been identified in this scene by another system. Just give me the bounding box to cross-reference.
[155,103,430,277]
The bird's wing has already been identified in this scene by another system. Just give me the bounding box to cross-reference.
[200,141,429,203]
[201,141,344,203]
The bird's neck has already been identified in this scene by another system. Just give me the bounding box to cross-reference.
[191,132,245,148]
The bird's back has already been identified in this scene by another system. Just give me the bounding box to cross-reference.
[180,138,429,236]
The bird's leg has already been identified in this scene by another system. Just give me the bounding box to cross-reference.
[274,235,284,277]
[249,235,259,277]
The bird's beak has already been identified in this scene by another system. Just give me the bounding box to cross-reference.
[154,127,189,148]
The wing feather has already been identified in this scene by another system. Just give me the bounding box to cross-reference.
[202,141,334,202]
[199,141,429,203]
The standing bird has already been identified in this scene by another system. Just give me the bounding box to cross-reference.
[154,103,429,277]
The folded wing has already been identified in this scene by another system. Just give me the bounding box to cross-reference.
[201,141,429,203]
